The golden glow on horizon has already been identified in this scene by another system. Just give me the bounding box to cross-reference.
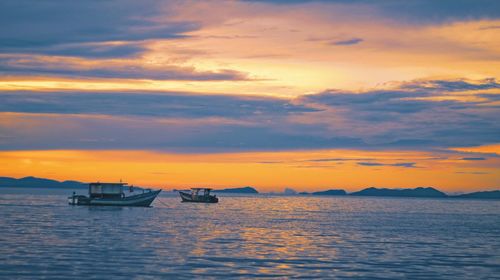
[450,144,500,155]
[0,149,498,192]
[0,77,289,97]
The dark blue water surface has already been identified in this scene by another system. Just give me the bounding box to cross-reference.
[0,188,499,279]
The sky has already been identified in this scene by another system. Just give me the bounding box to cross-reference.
[0,0,499,192]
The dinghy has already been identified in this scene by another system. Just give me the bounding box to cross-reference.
[179,188,218,203]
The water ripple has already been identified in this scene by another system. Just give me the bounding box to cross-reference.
[0,190,499,279]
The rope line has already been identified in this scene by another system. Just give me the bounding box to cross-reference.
[155,197,172,208]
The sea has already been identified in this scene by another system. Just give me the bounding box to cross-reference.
[0,188,499,279]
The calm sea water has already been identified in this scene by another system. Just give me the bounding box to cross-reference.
[0,188,499,279]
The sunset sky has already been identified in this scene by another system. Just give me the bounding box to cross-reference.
[1,0,499,192]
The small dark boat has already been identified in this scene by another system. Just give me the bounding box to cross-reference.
[68,182,161,207]
[179,188,218,203]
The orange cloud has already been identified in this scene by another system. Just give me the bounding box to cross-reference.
[450,144,500,156]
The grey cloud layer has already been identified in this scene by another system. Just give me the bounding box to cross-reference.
[0,1,257,81]
[0,1,195,58]
[357,162,417,168]
[0,91,316,119]
[245,0,500,23]
[0,57,250,81]
[331,38,363,46]
[401,78,500,91]
[299,79,500,148]
[4,0,499,60]
[1,78,499,151]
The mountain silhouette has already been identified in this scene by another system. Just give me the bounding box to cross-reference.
[300,189,347,196]
[350,187,447,198]
[213,186,258,194]
[452,190,500,199]
[0,176,86,189]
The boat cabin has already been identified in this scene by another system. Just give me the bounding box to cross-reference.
[179,187,218,203]
[190,188,213,197]
[89,182,126,199]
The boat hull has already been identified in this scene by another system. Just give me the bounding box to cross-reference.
[69,190,161,207]
[179,191,218,203]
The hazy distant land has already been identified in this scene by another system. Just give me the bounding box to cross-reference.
[0,176,499,199]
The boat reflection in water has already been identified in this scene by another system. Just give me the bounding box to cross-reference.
[179,188,219,203]
[68,182,161,207]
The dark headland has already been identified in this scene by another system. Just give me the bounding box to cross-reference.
[452,190,500,199]
[0,176,87,189]
[1,176,498,199]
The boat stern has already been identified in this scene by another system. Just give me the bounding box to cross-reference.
[68,194,91,205]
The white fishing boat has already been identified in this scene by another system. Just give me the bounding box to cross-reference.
[68,182,161,207]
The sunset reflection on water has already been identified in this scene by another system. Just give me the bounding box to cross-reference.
[0,190,499,279]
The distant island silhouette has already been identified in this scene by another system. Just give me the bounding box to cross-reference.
[1,176,498,199]
[299,189,347,196]
[452,190,500,199]
[350,187,447,198]
[213,186,259,194]
[0,176,87,189]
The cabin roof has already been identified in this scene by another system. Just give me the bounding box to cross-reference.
[89,182,127,186]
